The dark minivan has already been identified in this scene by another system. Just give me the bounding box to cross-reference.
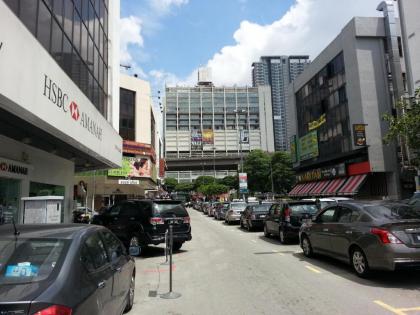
[92,199,192,252]
[264,201,318,244]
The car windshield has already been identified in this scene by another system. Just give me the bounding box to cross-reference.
[364,204,420,220]
[0,238,68,285]
[231,203,247,210]
[290,204,318,214]
[320,201,336,209]
[253,204,272,213]
[153,202,188,217]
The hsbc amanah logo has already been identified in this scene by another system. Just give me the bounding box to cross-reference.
[70,101,80,121]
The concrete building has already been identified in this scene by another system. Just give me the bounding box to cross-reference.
[252,56,310,151]
[0,0,122,223]
[164,75,274,183]
[287,15,408,200]
[75,74,162,207]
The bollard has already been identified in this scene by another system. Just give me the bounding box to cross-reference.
[161,223,181,299]
[161,229,169,265]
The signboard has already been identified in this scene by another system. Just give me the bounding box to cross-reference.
[118,179,140,185]
[191,130,203,151]
[296,163,346,182]
[289,136,298,163]
[353,124,367,146]
[202,129,214,145]
[239,173,248,193]
[0,157,31,179]
[308,113,326,131]
[108,156,151,178]
[240,130,249,144]
[299,131,319,161]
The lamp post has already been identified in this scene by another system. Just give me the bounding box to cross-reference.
[270,158,274,200]
[212,146,217,182]
[234,109,247,199]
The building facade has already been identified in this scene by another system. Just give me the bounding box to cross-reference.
[252,56,310,151]
[75,74,162,208]
[0,0,122,223]
[287,15,408,200]
[164,81,274,183]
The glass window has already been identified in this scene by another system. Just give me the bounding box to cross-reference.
[73,8,82,54]
[83,233,109,269]
[364,204,420,220]
[37,1,51,51]
[62,34,72,76]
[0,178,20,224]
[20,0,38,36]
[4,0,19,14]
[51,18,63,64]
[318,208,337,223]
[53,0,64,25]
[336,207,353,223]
[63,0,74,39]
[101,231,125,263]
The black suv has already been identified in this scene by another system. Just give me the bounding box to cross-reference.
[264,201,318,244]
[92,199,192,253]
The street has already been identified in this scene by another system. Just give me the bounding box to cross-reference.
[132,208,420,315]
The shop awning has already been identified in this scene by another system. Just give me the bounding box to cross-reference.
[288,183,306,196]
[322,178,347,196]
[299,182,318,196]
[309,180,331,196]
[337,175,367,195]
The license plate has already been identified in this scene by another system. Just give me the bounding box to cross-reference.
[260,215,266,218]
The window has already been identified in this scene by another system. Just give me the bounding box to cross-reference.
[336,207,353,223]
[37,1,51,51]
[120,202,140,217]
[82,233,109,270]
[101,231,125,264]
[318,208,337,223]
[119,88,136,140]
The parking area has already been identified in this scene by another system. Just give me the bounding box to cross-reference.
[131,207,420,315]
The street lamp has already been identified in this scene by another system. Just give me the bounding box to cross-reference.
[234,109,247,199]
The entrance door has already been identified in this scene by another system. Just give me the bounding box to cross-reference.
[0,177,20,224]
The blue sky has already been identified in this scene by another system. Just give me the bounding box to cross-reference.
[119,0,382,91]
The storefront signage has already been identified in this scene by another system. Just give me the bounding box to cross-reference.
[108,156,151,178]
[202,129,214,145]
[353,124,367,146]
[297,163,346,182]
[118,179,140,185]
[308,114,326,131]
[191,130,203,151]
[0,158,30,179]
[299,131,319,161]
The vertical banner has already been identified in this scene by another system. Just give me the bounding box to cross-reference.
[239,172,248,193]
[191,130,203,151]
[353,124,367,146]
[299,131,319,161]
[240,130,249,144]
[202,129,214,145]
[290,135,298,163]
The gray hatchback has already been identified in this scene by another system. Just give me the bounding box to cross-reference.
[300,201,420,277]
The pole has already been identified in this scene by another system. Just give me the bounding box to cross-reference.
[270,159,274,199]
[161,223,181,299]
[213,147,216,181]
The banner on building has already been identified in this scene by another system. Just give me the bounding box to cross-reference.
[299,131,319,161]
[239,172,248,193]
[240,130,249,144]
[308,113,326,131]
[353,124,367,146]
[108,156,151,178]
[290,135,298,163]
[296,163,346,182]
[191,130,203,151]
[202,129,214,145]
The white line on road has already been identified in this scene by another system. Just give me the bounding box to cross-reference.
[305,265,322,274]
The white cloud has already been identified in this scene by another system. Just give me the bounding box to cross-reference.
[120,16,144,65]
[167,0,382,86]
[148,0,189,15]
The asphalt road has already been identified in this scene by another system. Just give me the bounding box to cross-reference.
[131,208,420,315]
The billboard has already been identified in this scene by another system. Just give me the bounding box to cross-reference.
[239,173,248,193]
[353,124,367,146]
[299,131,319,161]
[191,130,203,151]
[108,156,151,178]
[202,129,214,145]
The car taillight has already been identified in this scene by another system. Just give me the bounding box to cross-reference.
[284,208,291,222]
[150,217,164,225]
[183,217,190,224]
[33,305,72,315]
[371,228,402,244]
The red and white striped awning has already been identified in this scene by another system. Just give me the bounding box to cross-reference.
[322,178,347,196]
[337,175,367,195]
[309,180,331,196]
[288,183,306,196]
[299,182,318,196]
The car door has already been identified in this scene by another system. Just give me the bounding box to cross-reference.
[101,230,132,314]
[309,207,338,253]
[272,204,282,234]
[265,205,276,233]
[80,232,116,315]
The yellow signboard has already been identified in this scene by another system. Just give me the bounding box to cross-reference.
[308,114,326,131]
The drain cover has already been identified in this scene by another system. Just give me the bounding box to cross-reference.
[148,290,158,297]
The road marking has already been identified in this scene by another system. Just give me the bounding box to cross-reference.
[305,265,321,274]
[271,250,284,256]
[374,300,420,315]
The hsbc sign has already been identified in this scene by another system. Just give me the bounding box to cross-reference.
[43,74,103,141]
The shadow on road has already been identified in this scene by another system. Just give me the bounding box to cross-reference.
[293,252,420,290]
[257,235,300,246]
[135,245,188,260]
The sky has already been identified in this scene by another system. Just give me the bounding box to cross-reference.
[120,0,384,96]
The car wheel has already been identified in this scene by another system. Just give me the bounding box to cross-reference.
[172,242,183,251]
[301,236,313,258]
[264,224,270,238]
[351,247,370,277]
[129,236,142,256]
[124,273,135,312]
[279,228,287,244]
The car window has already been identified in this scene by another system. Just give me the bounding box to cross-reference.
[289,204,318,214]
[153,201,188,217]
[364,204,420,220]
[0,238,68,285]
[318,208,337,223]
[120,202,139,217]
[101,231,125,264]
[108,204,122,216]
[83,233,109,270]
[336,207,353,223]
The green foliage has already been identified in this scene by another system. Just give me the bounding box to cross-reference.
[194,176,215,189]
[243,150,295,193]
[175,182,195,192]
[218,175,238,190]
[164,177,178,192]
[383,88,420,167]
[197,183,229,196]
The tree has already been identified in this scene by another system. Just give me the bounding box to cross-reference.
[243,150,271,192]
[198,183,229,197]
[271,151,295,194]
[218,175,238,190]
[164,177,178,192]
[175,182,195,192]
[194,176,215,189]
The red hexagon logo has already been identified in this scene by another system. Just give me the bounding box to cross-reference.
[70,102,80,121]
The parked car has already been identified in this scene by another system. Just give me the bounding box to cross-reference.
[201,202,211,214]
[0,224,136,314]
[264,200,318,244]
[72,206,92,223]
[207,202,220,217]
[300,200,420,277]
[240,203,273,231]
[302,198,338,210]
[92,199,192,252]
[214,202,230,220]
[225,202,247,224]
